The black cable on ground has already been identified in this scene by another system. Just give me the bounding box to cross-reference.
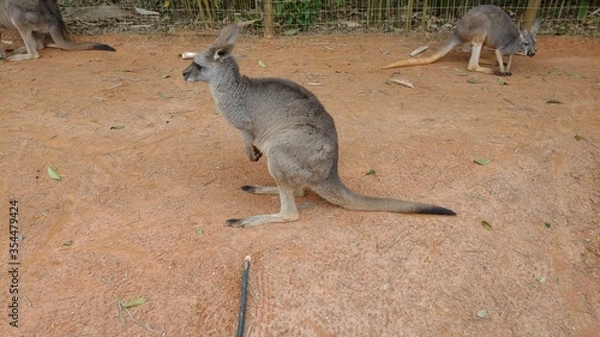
[236,255,251,337]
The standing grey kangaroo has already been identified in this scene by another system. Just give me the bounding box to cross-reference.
[0,0,115,61]
[383,5,540,76]
[182,24,455,228]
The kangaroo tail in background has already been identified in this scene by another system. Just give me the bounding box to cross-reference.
[48,25,115,51]
[382,35,460,70]
[45,1,115,52]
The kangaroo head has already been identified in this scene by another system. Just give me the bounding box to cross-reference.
[182,24,239,83]
[519,18,541,57]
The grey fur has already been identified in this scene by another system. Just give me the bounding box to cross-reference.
[183,24,455,228]
[383,5,540,76]
[0,0,115,61]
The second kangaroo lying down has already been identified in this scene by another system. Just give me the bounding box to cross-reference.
[383,5,540,76]
[183,24,455,228]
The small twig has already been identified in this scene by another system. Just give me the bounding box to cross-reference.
[122,305,153,331]
[385,234,403,251]
[106,83,124,90]
[370,89,390,96]
[113,295,126,326]
[24,295,33,307]
[361,284,381,297]
[387,78,414,89]
[113,294,152,331]
[361,283,391,298]
[503,97,516,106]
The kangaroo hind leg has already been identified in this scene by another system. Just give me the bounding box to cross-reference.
[8,28,40,61]
[467,42,494,74]
[226,183,300,228]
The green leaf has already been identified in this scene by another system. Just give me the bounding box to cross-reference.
[110,125,125,130]
[544,222,551,228]
[122,297,146,308]
[574,135,584,141]
[474,158,491,166]
[159,73,170,79]
[160,93,172,100]
[481,221,493,230]
[258,60,266,68]
[498,78,508,85]
[467,78,481,84]
[47,166,62,181]
[537,275,547,283]
[282,29,300,36]
[546,99,563,104]
[62,240,73,247]
[365,169,376,176]
[195,227,204,235]
[476,309,487,318]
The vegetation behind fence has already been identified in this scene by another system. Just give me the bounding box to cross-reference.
[57,0,599,36]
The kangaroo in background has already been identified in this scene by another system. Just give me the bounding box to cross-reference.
[182,24,455,228]
[383,5,540,76]
[0,0,115,61]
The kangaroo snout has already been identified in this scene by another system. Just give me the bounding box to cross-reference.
[182,63,199,82]
[182,64,192,80]
[527,50,536,57]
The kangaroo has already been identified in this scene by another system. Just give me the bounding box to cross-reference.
[0,0,115,61]
[182,24,455,228]
[382,5,540,76]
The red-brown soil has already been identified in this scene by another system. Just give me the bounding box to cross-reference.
[1,32,599,336]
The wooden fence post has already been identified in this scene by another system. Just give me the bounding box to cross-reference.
[405,0,414,33]
[524,0,542,29]
[421,0,428,30]
[263,0,274,38]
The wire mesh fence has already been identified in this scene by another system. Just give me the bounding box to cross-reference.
[57,0,599,36]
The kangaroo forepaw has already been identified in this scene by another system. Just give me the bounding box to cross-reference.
[494,70,512,77]
[248,145,262,162]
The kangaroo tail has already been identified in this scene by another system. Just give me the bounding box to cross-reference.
[48,26,115,51]
[313,173,456,216]
[382,35,460,70]
[45,4,115,52]
[50,41,116,52]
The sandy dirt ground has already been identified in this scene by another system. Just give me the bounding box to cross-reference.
[1,30,599,337]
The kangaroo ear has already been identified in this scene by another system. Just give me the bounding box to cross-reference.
[212,44,235,61]
[211,24,239,61]
[530,18,541,35]
[215,24,239,46]
[518,19,526,33]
